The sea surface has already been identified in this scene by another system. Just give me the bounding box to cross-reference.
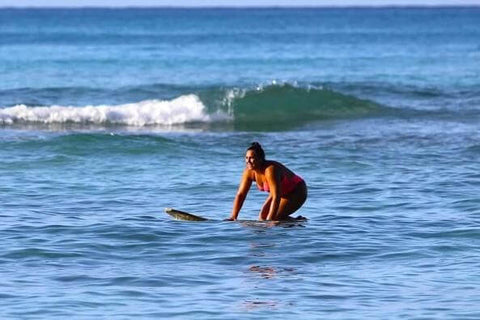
[1,7,480,319]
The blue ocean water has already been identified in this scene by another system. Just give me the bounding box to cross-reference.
[1,7,480,319]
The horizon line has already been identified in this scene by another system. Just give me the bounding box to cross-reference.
[0,4,479,9]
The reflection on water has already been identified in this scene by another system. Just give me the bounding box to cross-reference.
[249,265,277,279]
[249,265,297,279]
[242,299,278,311]
[239,230,301,313]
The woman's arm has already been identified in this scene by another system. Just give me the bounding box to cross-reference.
[265,166,282,220]
[228,169,252,221]
[258,195,272,221]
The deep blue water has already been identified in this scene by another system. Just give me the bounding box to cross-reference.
[1,7,480,319]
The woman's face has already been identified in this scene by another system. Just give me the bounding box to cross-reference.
[245,150,260,170]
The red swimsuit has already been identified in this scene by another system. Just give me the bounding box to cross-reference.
[257,174,304,196]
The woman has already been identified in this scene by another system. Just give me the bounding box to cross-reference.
[227,142,307,221]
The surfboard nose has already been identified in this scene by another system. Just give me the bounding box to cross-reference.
[165,208,208,221]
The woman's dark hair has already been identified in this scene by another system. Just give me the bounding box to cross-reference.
[247,142,265,162]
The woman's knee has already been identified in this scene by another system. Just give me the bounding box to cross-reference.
[279,189,307,218]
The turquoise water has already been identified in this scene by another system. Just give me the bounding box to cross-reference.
[1,7,480,319]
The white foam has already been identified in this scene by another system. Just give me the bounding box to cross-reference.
[0,94,224,126]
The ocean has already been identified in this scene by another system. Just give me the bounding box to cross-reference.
[1,7,480,319]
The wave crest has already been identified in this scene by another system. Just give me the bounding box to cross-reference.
[224,83,384,125]
[1,83,388,130]
[0,94,225,126]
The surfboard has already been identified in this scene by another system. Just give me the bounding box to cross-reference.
[165,207,307,226]
[165,208,209,221]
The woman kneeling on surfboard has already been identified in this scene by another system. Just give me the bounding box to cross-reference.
[227,142,307,221]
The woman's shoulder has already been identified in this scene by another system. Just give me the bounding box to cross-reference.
[265,160,293,176]
[264,161,285,175]
[243,167,256,180]
[265,160,285,170]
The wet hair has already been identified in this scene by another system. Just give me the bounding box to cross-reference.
[247,142,265,162]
